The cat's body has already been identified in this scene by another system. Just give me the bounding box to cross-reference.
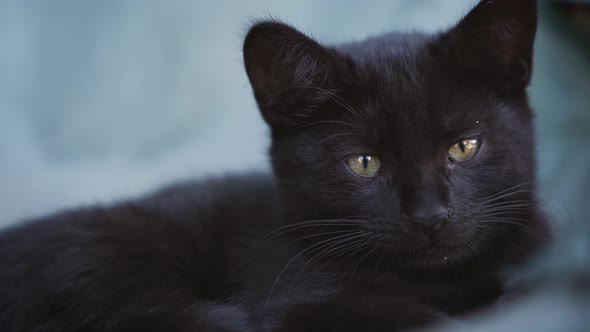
[0,174,544,331]
[0,1,551,331]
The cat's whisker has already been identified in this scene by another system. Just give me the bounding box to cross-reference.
[297,120,360,130]
[330,235,375,273]
[326,239,371,265]
[262,219,367,241]
[374,243,389,274]
[473,226,514,243]
[291,234,364,268]
[322,239,370,270]
[456,231,483,257]
[480,208,534,215]
[289,230,368,247]
[476,192,534,210]
[475,182,533,203]
[296,86,364,120]
[237,218,368,268]
[346,234,381,285]
[317,132,362,144]
[480,203,535,210]
[271,85,364,120]
[286,235,369,297]
[237,224,359,267]
[476,186,533,206]
[306,236,369,265]
[265,232,369,307]
[479,218,532,230]
[481,200,535,209]
[480,215,532,222]
[473,223,508,233]
[479,211,533,219]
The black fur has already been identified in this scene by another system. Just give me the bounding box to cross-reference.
[0,1,551,331]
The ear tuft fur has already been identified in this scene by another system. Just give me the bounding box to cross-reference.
[434,0,537,92]
[243,21,346,128]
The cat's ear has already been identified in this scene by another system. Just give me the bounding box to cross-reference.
[244,21,346,129]
[436,0,537,91]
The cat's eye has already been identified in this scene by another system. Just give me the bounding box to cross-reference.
[346,155,382,177]
[448,139,480,162]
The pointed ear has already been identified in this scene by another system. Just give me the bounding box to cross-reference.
[435,0,537,91]
[243,21,347,129]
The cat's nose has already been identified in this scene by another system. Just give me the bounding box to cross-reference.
[408,206,449,230]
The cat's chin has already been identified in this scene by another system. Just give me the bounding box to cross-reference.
[372,231,483,271]
[376,247,478,273]
[406,245,477,269]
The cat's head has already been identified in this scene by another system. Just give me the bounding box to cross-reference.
[244,0,547,271]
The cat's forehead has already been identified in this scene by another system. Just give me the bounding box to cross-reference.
[338,34,492,141]
[343,40,448,122]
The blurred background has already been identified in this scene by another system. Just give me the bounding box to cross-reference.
[0,0,589,329]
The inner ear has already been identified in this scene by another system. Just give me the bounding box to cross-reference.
[433,0,537,92]
[243,21,347,128]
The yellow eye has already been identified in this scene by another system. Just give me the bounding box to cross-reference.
[346,155,382,177]
[449,139,480,162]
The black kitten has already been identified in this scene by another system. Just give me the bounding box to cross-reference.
[0,1,551,331]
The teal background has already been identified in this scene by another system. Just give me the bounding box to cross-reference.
[0,1,588,329]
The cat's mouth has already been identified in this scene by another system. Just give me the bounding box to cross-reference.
[371,216,459,244]
[369,219,480,262]
[355,214,492,269]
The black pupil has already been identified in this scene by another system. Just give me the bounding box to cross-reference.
[459,142,466,153]
[362,156,369,169]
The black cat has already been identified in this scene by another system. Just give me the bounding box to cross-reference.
[0,0,551,331]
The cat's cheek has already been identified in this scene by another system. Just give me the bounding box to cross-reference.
[353,175,391,205]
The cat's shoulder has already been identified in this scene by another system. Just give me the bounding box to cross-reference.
[141,172,276,211]
[0,172,277,242]
[136,172,278,226]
